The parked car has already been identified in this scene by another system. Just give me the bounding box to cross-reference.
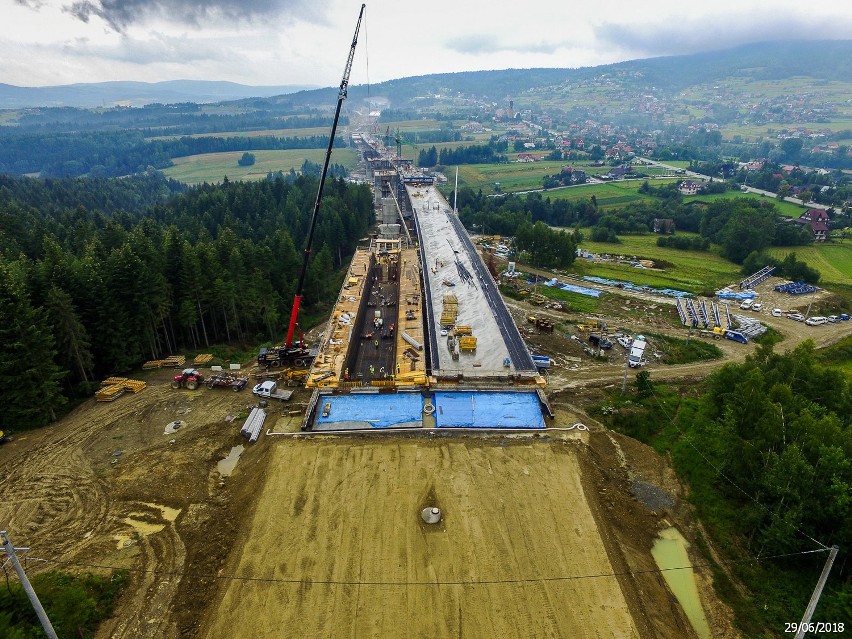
[616,336,633,349]
[787,312,805,322]
[840,314,850,321]
[805,316,827,326]
[751,303,762,312]
[588,334,613,349]
[739,299,752,310]
[827,315,839,323]
[771,308,783,317]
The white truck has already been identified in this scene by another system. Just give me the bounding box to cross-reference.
[627,336,647,368]
[252,380,293,401]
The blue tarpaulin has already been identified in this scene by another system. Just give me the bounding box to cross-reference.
[315,393,423,429]
[434,391,545,429]
[559,283,602,297]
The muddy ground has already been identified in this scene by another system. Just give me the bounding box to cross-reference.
[0,275,849,638]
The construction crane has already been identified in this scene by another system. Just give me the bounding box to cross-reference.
[277,2,366,365]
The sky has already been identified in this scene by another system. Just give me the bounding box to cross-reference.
[3,0,851,88]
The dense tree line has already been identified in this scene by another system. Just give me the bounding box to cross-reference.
[607,343,851,631]
[0,131,343,178]
[417,144,507,168]
[5,103,338,136]
[0,173,373,427]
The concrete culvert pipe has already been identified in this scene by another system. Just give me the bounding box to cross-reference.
[421,506,442,524]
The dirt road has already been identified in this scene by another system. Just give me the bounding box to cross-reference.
[0,375,269,639]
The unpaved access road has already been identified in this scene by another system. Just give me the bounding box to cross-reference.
[201,436,695,639]
[0,375,269,639]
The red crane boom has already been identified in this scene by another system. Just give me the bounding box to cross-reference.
[284,3,366,349]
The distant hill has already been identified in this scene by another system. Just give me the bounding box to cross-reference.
[0,80,318,109]
[266,39,852,109]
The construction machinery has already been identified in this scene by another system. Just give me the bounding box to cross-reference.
[269,3,365,371]
[206,372,249,391]
[171,368,205,390]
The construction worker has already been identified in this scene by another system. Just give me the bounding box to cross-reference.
[374,339,379,350]
[344,368,349,381]
[396,362,400,375]
[369,364,375,376]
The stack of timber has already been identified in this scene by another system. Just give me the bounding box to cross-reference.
[142,355,187,369]
[440,294,458,326]
[193,353,213,365]
[96,377,147,401]
[240,407,266,443]
[459,336,478,351]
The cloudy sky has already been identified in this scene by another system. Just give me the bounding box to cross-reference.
[4,0,851,88]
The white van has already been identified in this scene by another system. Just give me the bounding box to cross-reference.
[805,316,827,326]
[739,299,752,310]
[627,337,647,368]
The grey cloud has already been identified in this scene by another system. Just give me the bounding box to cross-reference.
[14,0,47,8]
[594,15,852,57]
[63,0,327,32]
[446,34,562,56]
[66,32,240,65]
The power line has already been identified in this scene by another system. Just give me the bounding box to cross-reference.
[24,548,828,589]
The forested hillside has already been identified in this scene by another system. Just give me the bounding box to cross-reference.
[602,343,852,632]
[0,173,373,427]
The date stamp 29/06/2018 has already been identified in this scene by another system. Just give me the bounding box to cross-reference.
[785,622,844,634]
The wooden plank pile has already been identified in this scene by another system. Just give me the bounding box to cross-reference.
[95,377,147,402]
[193,353,213,365]
[142,355,187,369]
[440,294,458,326]
[459,336,478,351]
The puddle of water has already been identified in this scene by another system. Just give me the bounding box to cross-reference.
[141,502,181,522]
[114,516,166,549]
[651,527,712,639]
[217,445,245,477]
[124,517,165,536]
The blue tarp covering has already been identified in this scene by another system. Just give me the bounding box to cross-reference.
[581,276,692,298]
[434,391,545,429]
[716,289,755,300]
[315,393,423,429]
[559,283,602,298]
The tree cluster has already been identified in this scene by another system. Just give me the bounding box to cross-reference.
[0,173,373,427]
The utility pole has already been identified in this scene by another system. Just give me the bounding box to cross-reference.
[1,531,58,639]
[621,353,629,394]
[794,545,839,639]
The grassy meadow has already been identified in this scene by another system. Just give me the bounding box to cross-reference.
[161,148,359,185]
[765,243,852,284]
[684,191,809,217]
[574,231,741,293]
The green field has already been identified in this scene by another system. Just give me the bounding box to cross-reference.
[575,231,741,293]
[543,180,680,209]
[453,160,569,193]
[161,148,359,185]
[684,191,809,218]
[765,243,852,284]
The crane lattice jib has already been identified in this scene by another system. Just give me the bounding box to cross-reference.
[284,3,366,349]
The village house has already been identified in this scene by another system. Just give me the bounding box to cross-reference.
[793,208,830,242]
[678,180,702,196]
